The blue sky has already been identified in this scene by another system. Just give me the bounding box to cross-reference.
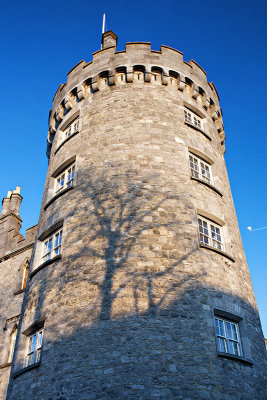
[1,0,266,336]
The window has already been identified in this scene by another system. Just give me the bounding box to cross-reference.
[64,118,79,138]
[184,109,203,130]
[21,260,29,289]
[8,328,17,363]
[198,216,223,251]
[189,153,212,184]
[55,163,75,193]
[26,329,43,366]
[42,228,62,262]
[215,317,242,356]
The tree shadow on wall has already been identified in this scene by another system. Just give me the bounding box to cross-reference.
[62,163,202,322]
[13,162,205,356]
[9,163,213,398]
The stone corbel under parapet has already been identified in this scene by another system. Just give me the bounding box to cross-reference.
[91,77,99,92]
[64,94,73,112]
[212,109,221,122]
[191,84,200,100]
[202,92,210,109]
[77,84,85,100]
[162,69,168,86]
[55,109,63,123]
[126,66,133,83]
[178,75,186,91]
[215,116,223,131]
[48,127,55,142]
[108,71,115,86]
[219,130,225,142]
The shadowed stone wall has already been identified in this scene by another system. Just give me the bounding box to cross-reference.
[0,189,37,399]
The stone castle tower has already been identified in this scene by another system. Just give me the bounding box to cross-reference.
[2,31,267,399]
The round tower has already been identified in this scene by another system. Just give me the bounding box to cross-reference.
[7,32,267,399]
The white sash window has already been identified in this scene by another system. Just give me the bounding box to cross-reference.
[215,317,242,356]
[184,109,203,130]
[27,329,43,366]
[198,216,223,251]
[189,153,212,184]
[64,118,79,138]
[55,163,75,193]
[43,229,63,262]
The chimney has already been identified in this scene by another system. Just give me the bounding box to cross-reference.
[9,186,23,217]
[1,190,12,216]
[101,31,118,50]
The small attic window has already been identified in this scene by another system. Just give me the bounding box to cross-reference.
[184,108,203,130]
[64,117,79,139]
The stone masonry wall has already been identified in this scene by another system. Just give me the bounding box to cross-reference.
[6,36,267,400]
[0,222,36,399]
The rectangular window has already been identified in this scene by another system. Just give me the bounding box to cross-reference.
[43,229,63,262]
[215,317,242,356]
[27,329,43,366]
[55,163,75,193]
[198,216,223,251]
[64,118,79,138]
[189,153,212,184]
[184,109,203,130]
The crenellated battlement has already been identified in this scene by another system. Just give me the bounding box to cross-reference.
[47,33,225,157]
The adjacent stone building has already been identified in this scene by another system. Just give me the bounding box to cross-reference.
[0,188,37,398]
[2,31,267,399]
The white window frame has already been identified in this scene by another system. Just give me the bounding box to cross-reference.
[64,118,79,138]
[26,329,43,366]
[215,317,242,356]
[184,108,203,130]
[55,163,75,194]
[189,153,213,185]
[198,216,224,251]
[42,228,63,262]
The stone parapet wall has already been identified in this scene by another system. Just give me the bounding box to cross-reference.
[47,41,225,158]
